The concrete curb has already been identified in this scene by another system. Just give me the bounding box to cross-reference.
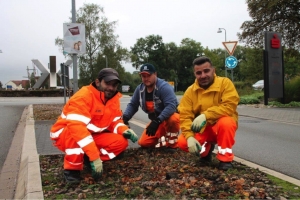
[15,105,44,199]
[213,150,300,187]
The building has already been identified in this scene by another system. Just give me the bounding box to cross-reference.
[4,80,29,90]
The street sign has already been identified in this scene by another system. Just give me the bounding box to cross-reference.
[222,41,238,55]
[225,56,238,69]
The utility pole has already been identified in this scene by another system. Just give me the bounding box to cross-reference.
[72,0,78,93]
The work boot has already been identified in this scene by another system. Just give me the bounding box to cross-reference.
[218,161,233,170]
[199,143,215,163]
[64,170,81,183]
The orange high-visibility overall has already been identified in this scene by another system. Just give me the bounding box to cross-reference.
[138,101,180,148]
[50,83,129,170]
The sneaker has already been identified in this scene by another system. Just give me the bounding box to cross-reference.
[64,170,81,183]
[199,144,215,163]
[218,161,233,170]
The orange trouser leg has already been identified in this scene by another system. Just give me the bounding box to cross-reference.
[92,133,128,161]
[177,116,236,162]
[138,113,180,148]
[56,131,128,170]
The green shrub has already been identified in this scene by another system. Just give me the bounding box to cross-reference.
[284,76,300,103]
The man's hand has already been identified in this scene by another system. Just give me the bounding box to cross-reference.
[146,118,161,136]
[122,116,130,128]
[187,137,201,155]
[191,114,206,133]
[123,129,138,143]
[90,158,103,179]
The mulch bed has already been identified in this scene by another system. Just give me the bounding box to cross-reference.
[40,148,293,199]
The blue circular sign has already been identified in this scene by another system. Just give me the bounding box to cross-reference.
[225,56,238,69]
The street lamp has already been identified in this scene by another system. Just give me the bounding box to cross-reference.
[217,28,227,77]
[197,53,205,57]
[103,55,108,68]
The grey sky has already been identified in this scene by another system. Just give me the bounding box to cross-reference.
[0,0,250,86]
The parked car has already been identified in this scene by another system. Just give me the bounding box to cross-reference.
[252,80,264,91]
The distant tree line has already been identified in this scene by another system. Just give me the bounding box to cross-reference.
[54,1,300,92]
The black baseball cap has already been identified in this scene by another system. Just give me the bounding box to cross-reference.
[139,63,156,75]
[98,68,121,83]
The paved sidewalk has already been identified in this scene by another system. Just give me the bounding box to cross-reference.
[1,104,300,199]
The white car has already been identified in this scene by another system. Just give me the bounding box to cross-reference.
[252,80,264,91]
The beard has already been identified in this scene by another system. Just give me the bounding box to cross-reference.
[97,84,116,100]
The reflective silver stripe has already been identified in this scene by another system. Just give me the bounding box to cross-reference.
[218,146,232,155]
[67,114,90,124]
[113,123,123,134]
[61,112,66,119]
[77,135,94,148]
[112,116,121,122]
[50,128,64,138]
[155,136,167,148]
[200,141,207,154]
[87,123,107,132]
[67,161,82,166]
[100,148,116,159]
[65,148,84,155]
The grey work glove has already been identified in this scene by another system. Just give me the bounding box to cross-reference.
[187,137,202,156]
[191,114,207,133]
[90,158,103,179]
[123,129,138,143]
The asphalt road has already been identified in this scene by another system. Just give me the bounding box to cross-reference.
[0,105,24,172]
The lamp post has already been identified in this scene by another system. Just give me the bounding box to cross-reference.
[217,28,227,77]
[197,53,205,57]
[103,55,108,68]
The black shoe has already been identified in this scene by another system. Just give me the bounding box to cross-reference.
[64,170,81,183]
[218,161,233,170]
[199,144,215,163]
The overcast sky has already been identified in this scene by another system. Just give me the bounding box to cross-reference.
[0,0,251,86]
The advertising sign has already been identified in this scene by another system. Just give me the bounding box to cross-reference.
[63,23,86,55]
[264,32,283,99]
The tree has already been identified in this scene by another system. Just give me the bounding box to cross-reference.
[0,81,2,89]
[55,3,129,87]
[238,0,300,50]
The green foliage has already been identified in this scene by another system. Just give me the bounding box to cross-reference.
[238,91,264,104]
[238,0,300,51]
[284,76,300,103]
[0,81,2,89]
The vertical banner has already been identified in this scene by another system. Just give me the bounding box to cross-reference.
[63,23,86,55]
[264,32,284,98]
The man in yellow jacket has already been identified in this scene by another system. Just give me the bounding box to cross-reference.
[50,68,138,183]
[177,56,239,170]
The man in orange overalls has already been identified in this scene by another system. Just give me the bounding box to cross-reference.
[50,68,138,183]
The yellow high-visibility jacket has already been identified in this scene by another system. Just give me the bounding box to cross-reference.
[178,76,239,139]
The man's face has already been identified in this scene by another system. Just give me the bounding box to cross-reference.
[140,72,156,87]
[194,62,215,89]
[96,79,119,99]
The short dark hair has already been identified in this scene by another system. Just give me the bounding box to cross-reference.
[193,56,213,66]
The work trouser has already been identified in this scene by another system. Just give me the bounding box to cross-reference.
[54,131,128,170]
[178,116,237,162]
[138,113,180,148]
